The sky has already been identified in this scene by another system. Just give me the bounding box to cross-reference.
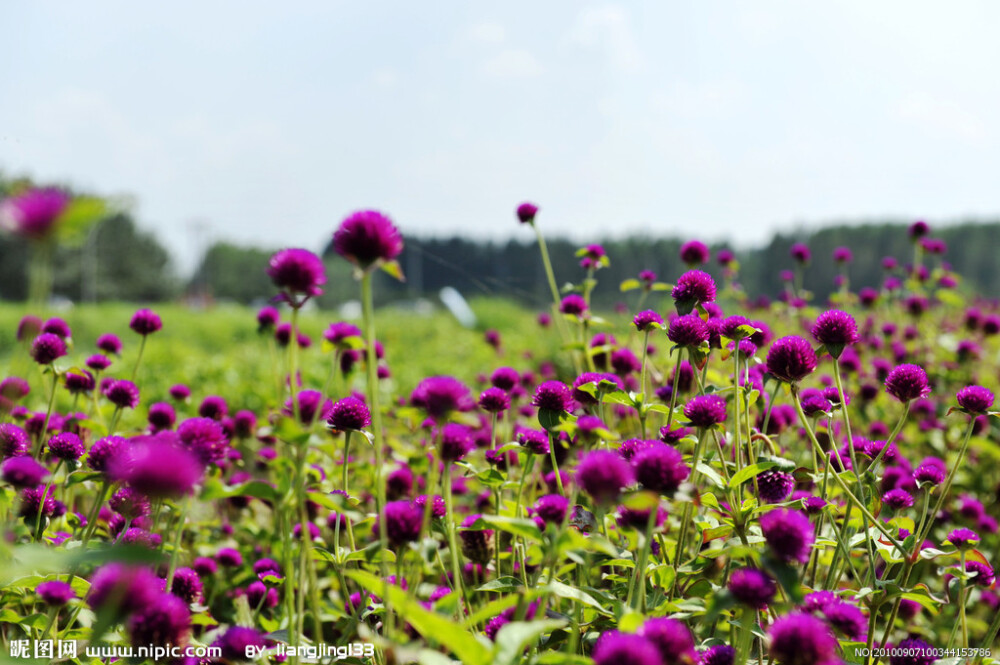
[3,1,1000,274]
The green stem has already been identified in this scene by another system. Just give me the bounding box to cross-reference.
[33,460,61,541]
[626,500,659,610]
[548,434,565,495]
[165,497,191,592]
[443,465,469,618]
[130,335,148,382]
[32,370,60,457]
[665,350,683,432]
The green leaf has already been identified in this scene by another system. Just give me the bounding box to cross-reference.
[57,196,108,247]
[537,408,576,433]
[545,581,611,614]
[346,570,490,665]
[476,577,523,593]
[380,259,406,282]
[728,462,778,490]
[620,279,641,292]
[492,619,567,665]
[471,516,543,543]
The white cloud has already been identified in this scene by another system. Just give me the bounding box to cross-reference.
[482,49,543,78]
[466,21,506,45]
[895,92,988,142]
[566,5,642,71]
[372,68,398,89]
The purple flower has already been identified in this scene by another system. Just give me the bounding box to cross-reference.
[414,494,445,520]
[761,508,815,564]
[213,627,269,662]
[328,397,371,431]
[668,314,709,348]
[634,310,664,332]
[42,318,71,339]
[914,457,946,485]
[87,564,163,617]
[700,645,736,665]
[216,547,243,567]
[680,240,710,266]
[233,410,257,438]
[282,390,333,425]
[889,638,936,665]
[333,210,404,267]
[177,418,228,466]
[884,364,930,402]
[909,220,930,238]
[532,380,573,413]
[811,310,860,355]
[832,246,852,263]
[47,432,84,462]
[266,248,327,297]
[672,270,717,313]
[129,309,162,336]
[104,379,140,409]
[0,377,30,401]
[790,243,811,264]
[478,387,510,413]
[169,384,190,401]
[683,394,727,429]
[198,395,228,420]
[819,601,867,640]
[966,560,995,586]
[883,489,914,511]
[490,367,519,391]
[516,202,539,224]
[956,385,994,414]
[111,435,204,498]
[109,486,151,519]
[2,456,49,488]
[559,294,588,316]
[593,632,663,665]
[768,613,837,665]
[459,514,493,564]
[947,528,980,548]
[756,470,795,503]
[639,617,697,665]
[37,580,74,606]
[517,428,549,455]
[533,494,569,526]
[439,423,473,462]
[632,444,690,496]
[147,402,176,432]
[377,501,423,547]
[616,504,667,530]
[18,486,56,520]
[576,450,633,505]
[96,333,122,355]
[578,243,607,269]
[87,435,126,473]
[410,376,473,419]
[30,333,67,365]
[65,370,95,395]
[728,568,776,609]
[169,568,204,604]
[257,306,280,332]
[127,592,191,648]
[766,336,817,383]
[0,424,31,458]
[572,372,621,405]
[0,188,69,238]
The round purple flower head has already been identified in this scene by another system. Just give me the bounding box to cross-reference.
[169,384,190,401]
[19,485,56,520]
[832,246,852,263]
[127,592,191,648]
[516,202,539,224]
[790,243,811,264]
[37,580,75,606]
[147,402,176,432]
[947,527,980,549]
[129,309,162,336]
[267,248,326,297]
[909,220,930,239]
[0,188,69,238]
[478,387,510,413]
[811,310,860,356]
[728,568,776,609]
[0,377,30,401]
[672,270,717,314]
[178,417,228,466]
[518,428,549,455]
[333,210,404,267]
[96,333,122,355]
[31,333,67,365]
[768,612,837,665]
[532,380,573,414]
[459,514,494,564]
[683,394,727,429]
[756,470,795,503]
[883,489,914,511]
[632,444,690,496]
[328,396,371,431]
[766,336,817,383]
[760,508,815,563]
[576,450,633,505]
[639,617,697,665]
[956,385,994,414]
[104,379,140,409]
[87,435,125,473]
[634,310,664,332]
[533,494,569,526]
[0,424,31,458]
[680,240,710,266]
[593,632,663,665]
[884,364,930,402]
[2,456,49,488]
[256,306,280,332]
[213,627,269,662]
[700,645,736,665]
[169,567,204,604]
[668,314,709,348]
[41,318,71,339]
[64,370,95,395]
[87,564,163,618]
[377,501,422,547]
[888,637,936,665]
[410,376,473,420]
[112,435,204,498]
[439,423,473,462]
[282,390,333,425]
[490,367,519,391]
[559,294,588,316]
[965,560,995,587]
[47,432,84,462]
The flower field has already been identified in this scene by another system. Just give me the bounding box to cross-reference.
[1,203,998,665]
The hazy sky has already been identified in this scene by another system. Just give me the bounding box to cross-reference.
[3,2,1000,273]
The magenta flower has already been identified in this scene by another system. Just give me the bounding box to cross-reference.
[30,333,67,365]
[576,450,633,505]
[516,202,539,224]
[532,380,573,413]
[266,248,326,298]
[533,494,569,526]
[790,242,811,264]
[593,632,663,665]
[178,417,229,466]
[768,613,837,665]
[127,593,191,648]
[761,508,815,564]
[632,444,689,496]
[766,336,817,384]
[478,387,510,413]
[37,580,75,606]
[639,617,697,665]
[328,397,371,431]
[0,424,31,458]
[947,528,980,549]
[333,210,404,268]
[756,470,795,503]
[683,394,727,429]
[832,246,852,263]
[111,435,204,498]
[410,376,473,419]
[956,385,994,414]
[559,294,588,316]
[728,568,776,609]
[104,379,140,409]
[47,432,84,462]
[376,500,422,547]
[633,310,664,332]
[884,364,930,402]
[2,456,49,488]
[439,423,473,462]
[811,310,860,356]
[0,188,69,238]
[909,220,930,239]
[679,240,710,266]
[667,313,709,348]
[87,564,163,618]
[129,309,162,336]
[671,270,716,314]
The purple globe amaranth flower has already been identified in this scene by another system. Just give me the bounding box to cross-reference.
[761,508,815,564]
[639,617,697,665]
[766,336,817,383]
[532,380,573,414]
[129,309,162,336]
[87,435,125,473]
[256,306,280,332]
[267,248,326,297]
[533,494,569,526]
[282,390,333,425]
[37,580,74,606]
[672,270,717,314]
[909,220,930,239]
[18,486,56,520]
[377,501,422,547]
[634,309,664,332]
[87,564,163,617]
[2,456,49,488]
[328,396,371,431]
[104,379,140,409]
[577,450,633,505]
[109,486,151,519]
[147,402,176,432]
[811,309,860,357]
[0,424,31,458]
[756,470,795,503]
[966,560,995,587]
[956,385,994,414]
[478,387,510,413]
[0,188,69,238]
[30,333,67,365]
[593,632,664,665]
[832,246,852,263]
[572,372,620,405]
[233,410,257,438]
[768,612,837,665]
[413,493,445,520]
[668,313,710,348]
[516,201,539,224]
[683,394,727,429]
[559,294,588,316]
[410,376,474,419]
[0,377,30,401]
[213,627,269,662]
[632,443,690,496]
[458,514,493,564]
[700,645,736,665]
[198,395,228,420]
[216,547,243,568]
[96,333,122,355]
[169,567,204,604]
[578,243,607,270]
[490,367,519,391]
[947,527,980,549]
[616,504,667,530]
[47,432,84,462]
[889,637,936,665]
[41,318,71,339]
[112,435,204,498]
[790,242,811,264]
[439,423,473,462]
[333,210,404,268]
[680,240,710,266]
[64,369,95,395]
[518,428,549,455]
[83,354,111,373]
[728,568,776,609]
[127,592,191,648]
[884,364,930,402]
[883,489,914,511]
[177,417,229,466]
